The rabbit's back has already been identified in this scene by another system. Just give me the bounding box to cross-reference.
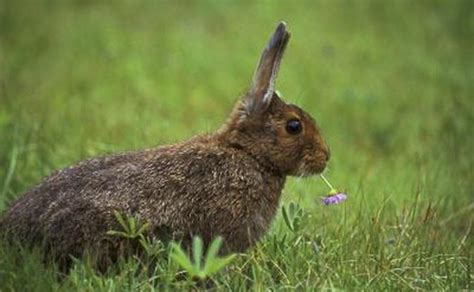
[1,138,286,259]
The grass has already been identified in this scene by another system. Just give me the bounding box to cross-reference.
[0,0,472,290]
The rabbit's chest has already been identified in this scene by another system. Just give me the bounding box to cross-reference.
[246,175,286,236]
[249,210,273,236]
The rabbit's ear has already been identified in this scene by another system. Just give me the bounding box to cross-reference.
[246,22,290,114]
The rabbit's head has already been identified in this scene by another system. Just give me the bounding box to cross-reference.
[218,22,330,177]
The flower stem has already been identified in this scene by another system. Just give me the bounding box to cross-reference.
[320,174,337,194]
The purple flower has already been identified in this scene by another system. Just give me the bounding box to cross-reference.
[322,193,347,205]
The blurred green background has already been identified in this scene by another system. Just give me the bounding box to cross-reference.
[0,0,472,289]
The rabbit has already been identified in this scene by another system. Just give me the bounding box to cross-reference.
[0,22,330,267]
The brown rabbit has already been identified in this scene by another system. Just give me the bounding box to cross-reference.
[0,22,330,266]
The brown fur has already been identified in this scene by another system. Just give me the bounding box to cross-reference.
[0,22,329,266]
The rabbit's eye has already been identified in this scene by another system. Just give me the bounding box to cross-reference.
[286,119,302,135]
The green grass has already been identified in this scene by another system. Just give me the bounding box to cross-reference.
[0,0,472,290]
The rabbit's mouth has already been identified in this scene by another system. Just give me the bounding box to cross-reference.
[293,159,328,177]
[288,147,330,177]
